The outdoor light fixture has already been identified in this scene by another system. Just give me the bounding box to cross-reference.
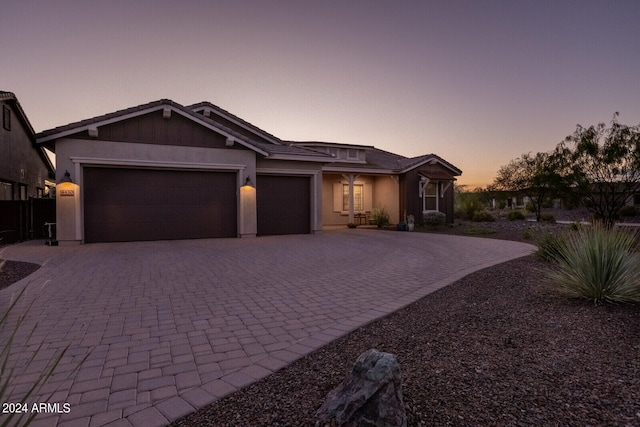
[60,170,73,183]
[243,176,255,188]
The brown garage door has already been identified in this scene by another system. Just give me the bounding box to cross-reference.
[84,168,237,243]
[257,175,310,235]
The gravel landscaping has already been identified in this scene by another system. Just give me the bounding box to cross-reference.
[2,215,640,426]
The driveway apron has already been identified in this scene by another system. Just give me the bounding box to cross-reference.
[0,229,536,427]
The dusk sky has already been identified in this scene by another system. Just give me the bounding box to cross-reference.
[3,0,639,187]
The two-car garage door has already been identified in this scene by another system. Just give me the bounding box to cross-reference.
[83,168,311,243]
[83,168,237,243]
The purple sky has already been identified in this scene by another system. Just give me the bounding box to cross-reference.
[3,0,639,187]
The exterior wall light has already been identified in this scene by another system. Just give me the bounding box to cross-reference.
[242,176,255,188]
[60,170,73,183]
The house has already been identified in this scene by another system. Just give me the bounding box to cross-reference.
[0,91,55,200]
[0,91,56,242]
[292,142,461,225]
[36,99,460,244]
[36,99,330,244]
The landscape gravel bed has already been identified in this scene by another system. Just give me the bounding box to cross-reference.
[0,258,40,291]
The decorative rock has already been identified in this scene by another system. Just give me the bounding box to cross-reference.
[316,349,407,427]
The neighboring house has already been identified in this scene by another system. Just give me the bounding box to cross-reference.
[0,91,55,199]
[292,142,461,225]
[36,99,461,244]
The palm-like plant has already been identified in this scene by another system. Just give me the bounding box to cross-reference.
[546,224,640,303]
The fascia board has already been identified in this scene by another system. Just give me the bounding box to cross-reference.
[195,106,283,146]
[401,157,462,175]
[323,166,397,175]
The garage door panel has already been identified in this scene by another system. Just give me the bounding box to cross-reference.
[84,168,237,243]
[257,175,310,236]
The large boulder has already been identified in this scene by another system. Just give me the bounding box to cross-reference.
[316,349,407,427]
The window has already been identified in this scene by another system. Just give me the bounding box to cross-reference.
[347,149,359,160]
[0,181,12,200]
[423,182,438,211]
[2,105,10,131]
[343,184,364,211]
[327,148,338,157]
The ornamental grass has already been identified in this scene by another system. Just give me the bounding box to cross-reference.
[546,224,640,304]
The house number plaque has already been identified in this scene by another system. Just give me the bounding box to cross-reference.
[60,189,75,197]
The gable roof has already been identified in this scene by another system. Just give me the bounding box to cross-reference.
[1,91,36,138]
[1,91,55,175]
[35,99,332,162]
[187,101,284,146]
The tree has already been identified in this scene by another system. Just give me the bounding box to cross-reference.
[557,113,640,229]
[492,151,562,221]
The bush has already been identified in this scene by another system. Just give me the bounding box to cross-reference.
[525,202,535,213]
[347,223,357,228]
[539,213,556,223]
[370,207,390,228]
[546,225,640,303]
[423,211,446,226]
[454,191,485,220]
[507,210,526,221]
[471,210,495,222]
[618,205,637,217]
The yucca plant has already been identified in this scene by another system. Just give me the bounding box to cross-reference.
[546,224,640,304]
[537,232,568,262]
[1,284,84,427]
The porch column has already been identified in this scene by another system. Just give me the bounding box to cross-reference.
[342,173,359,223]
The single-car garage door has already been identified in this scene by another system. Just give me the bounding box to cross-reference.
[257,175,310,235]
[84,168,237,243]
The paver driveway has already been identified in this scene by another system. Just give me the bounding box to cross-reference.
[0,229,536,426]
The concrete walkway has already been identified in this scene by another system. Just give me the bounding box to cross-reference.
[0,229,536,427]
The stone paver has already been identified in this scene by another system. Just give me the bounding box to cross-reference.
[0,229,535,425]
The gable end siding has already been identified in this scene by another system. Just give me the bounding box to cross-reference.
[68,110,240,149]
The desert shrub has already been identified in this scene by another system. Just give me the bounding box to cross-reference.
[539,213,556,223]
[454,191,485,220]
[507,210,526,221]
[525,202,535,213]
[423,211,446,226]
[347,223,357,228]
[546,225,640,303]
[537,232,567,262]
[522,230,533,240]
[370,207,390,228]
[471,210,495,222]
[618,205,637,217]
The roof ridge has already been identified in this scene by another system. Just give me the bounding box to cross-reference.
[187,101,284,145]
